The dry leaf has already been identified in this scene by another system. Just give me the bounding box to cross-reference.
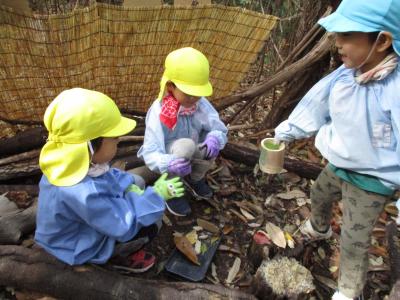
[211,263,220,283]
[314,274,337,290]
[226,257,241,284]
[307,148,321,163]
[265,222,286,248]
[197,218,220,233]
[239,207,255,220]
[253,230,271,245]
[185,230,198,245]
[284,232,295,249]
[223,224,234,235]
[162,214,172,226]
[276,189,306,200]
[384,202,398,215]
[174,236,200,265]
[195,240,201,254]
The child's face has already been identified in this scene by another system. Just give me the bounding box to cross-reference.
[168,84,200,108]
[334,32,388,72]
[91,137,119,164]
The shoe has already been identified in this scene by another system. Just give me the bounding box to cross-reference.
[300,219,332,240]
[113,249,156,273]
[184,177,213,199]
[332,291,363,300]
[165,195,192,217]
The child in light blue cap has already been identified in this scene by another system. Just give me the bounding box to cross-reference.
[274,0,400,299]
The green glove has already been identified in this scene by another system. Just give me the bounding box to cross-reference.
[125,184,144,195]
[153,173,185,201]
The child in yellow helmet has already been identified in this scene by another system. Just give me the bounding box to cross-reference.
[35,88,184,272]
[137,47,228,216]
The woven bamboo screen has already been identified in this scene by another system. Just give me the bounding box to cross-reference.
[0,3,277,124]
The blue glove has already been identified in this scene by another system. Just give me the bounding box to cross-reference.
[200,135,220,159]
[167,158,192,177]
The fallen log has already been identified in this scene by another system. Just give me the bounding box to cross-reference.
[0,245,256,300]
[0,144,142,182]
[221,142,322,180]
[0,202,37,244]
[0,127,47,157]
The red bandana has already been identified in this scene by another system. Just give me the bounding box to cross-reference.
[160,94,196,130]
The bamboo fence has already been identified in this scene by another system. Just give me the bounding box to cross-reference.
[0,2,277,136]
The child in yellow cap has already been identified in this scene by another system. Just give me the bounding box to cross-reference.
[35,88,184,272]
[274,0,400,299]
[137,47,228,216]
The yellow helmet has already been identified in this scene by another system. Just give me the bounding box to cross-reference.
[39,88,136,186]
[158,47,213,99]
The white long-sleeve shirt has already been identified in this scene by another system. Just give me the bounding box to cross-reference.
[275,63,400,189]
[137,97,228,173]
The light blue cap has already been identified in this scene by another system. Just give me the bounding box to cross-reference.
[318,0,400,56]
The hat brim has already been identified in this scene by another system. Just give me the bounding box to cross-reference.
[318,12,379,33]
[40,142,90,186]
[174,81,213,97]
[102,117,136,137]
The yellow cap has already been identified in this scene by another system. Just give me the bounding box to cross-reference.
[39,88,136,186]
[158,47,213,99]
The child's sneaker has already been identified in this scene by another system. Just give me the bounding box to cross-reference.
[165,196,192,217]
[184,178,213,199]
[300,219,332,240]
[113,249,156,273]
[332,291,364,300]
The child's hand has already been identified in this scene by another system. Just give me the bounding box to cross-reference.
[167,158,191,177]
[199,135,220,159]
[125,184,144,195]
[153,173,185,200]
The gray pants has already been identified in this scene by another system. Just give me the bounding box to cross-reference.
[130,138,214,184]
[311,166,390,298]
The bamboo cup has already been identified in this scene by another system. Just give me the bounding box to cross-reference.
[259,138,285,174]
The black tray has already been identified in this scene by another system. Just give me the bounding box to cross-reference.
[164,236,221,282]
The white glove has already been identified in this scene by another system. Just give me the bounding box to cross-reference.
[396,199,400,225]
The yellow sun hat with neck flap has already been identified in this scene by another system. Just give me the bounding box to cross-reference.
[39,88,136,187]
[158,47,213,99]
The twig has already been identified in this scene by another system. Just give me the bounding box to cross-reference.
[118,136,144,142]
[227,124,255,131]
[0,149,40,166]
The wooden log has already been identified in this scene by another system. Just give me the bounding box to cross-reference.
[0,125,145,158]
[0,144,142,182]
[0,245,256,300]
[221,142,322,180]
[0,202,37,244]
[0,127,47,157]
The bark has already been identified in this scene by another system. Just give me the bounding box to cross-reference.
[0,245,256,300]
[0,127,47,157]
[221,142,322,180]
[0,202,37,244]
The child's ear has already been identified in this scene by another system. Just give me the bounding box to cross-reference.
[377,31,393,53]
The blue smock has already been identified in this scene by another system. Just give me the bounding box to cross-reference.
[275,63,400,189]
[34,168,165,265]
[137,97,228,173]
